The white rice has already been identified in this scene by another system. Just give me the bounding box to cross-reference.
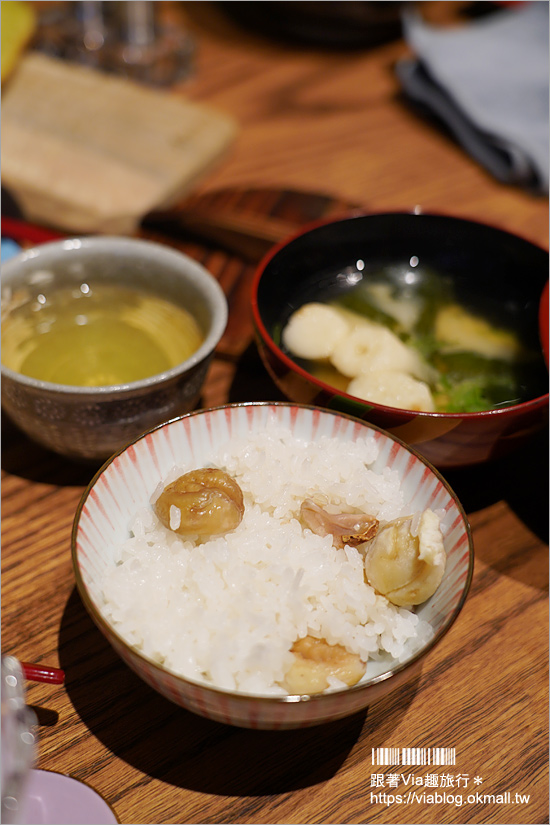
[100,426,435,696]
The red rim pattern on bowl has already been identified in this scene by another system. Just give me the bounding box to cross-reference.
[72,403,473,729]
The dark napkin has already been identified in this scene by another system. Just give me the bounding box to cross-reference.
[396,2,549,193]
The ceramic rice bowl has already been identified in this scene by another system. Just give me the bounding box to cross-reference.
[72,403,473,729]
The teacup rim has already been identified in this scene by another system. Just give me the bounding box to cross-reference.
[1,236,228,394]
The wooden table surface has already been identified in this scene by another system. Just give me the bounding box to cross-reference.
[2,3,548,824]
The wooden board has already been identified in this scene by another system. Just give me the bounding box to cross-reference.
[1,52,238,234]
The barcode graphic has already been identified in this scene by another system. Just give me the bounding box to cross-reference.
[372,748,456,766]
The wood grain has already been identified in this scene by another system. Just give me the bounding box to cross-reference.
[3,3,548,824]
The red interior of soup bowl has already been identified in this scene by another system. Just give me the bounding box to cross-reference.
[539,281,549,368]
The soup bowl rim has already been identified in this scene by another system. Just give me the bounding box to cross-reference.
[251,210,550,420]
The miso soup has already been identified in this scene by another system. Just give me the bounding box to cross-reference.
[280,265,547,414]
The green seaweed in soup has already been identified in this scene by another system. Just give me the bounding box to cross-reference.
[281,268,546,414]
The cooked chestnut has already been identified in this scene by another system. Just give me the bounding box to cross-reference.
[363,509,446,606]
[154,468,244,537]
[283,635,366,695]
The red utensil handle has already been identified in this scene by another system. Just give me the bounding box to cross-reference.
[1,216,65,245]
[21,662,65,684]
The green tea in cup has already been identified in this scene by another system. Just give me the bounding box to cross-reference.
[2,281,204,386]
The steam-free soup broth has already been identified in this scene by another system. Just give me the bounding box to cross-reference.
[280,264,547,413]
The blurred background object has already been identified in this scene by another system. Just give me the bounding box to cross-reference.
[1,655,116,824]
[1,656,36,825]
[397,1,549,193]
[1,237,23,263]
[1,51,237,234]
[0,1,36,82]
[217,1,404,49]
[31,0,194,85]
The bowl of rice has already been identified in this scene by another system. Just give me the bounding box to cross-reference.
[72,403,473,729]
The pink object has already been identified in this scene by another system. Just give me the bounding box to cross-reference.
[19,770,118,824]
